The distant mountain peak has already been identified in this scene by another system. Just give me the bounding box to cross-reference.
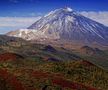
[6,7,108,46]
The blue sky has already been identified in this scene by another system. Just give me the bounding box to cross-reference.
[0,0,108,17]
[0,0,108,34]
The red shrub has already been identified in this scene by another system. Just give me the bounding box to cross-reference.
[0,53,23,61]
[52,77,99,90]
[0,69,26,90]
[32,70,100,90]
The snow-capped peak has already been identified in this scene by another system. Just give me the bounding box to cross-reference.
[45,7,73,17]
[64,7,73,12]
[6,7,108,45]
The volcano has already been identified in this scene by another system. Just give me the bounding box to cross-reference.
[7,7,108,46]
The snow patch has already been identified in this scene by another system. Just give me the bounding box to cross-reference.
[45,11,54,17]
[65,7,73,12]
[66,16,75,22]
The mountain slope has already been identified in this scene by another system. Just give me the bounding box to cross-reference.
[7,7,108,46]
[0,35,26,45]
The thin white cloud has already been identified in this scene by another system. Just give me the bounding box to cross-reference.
[80,11,108,26]
[0,17,41,34]
[0,17,41,27]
